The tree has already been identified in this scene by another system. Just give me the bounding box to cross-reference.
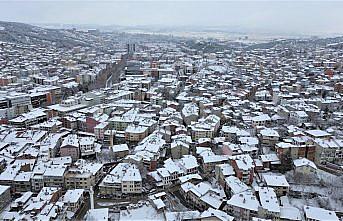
[293,171,316,184]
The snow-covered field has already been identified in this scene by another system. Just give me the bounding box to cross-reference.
[119,202,164,221]
[286,169,343,211]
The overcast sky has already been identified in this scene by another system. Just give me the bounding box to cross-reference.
[0,1,343,35]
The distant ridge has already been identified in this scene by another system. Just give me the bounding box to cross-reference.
[0,21,95,48]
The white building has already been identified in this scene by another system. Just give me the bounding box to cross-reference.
[99,163,142,197]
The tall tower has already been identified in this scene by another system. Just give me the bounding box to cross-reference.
[127,43,136,55]
[90,186,95,210]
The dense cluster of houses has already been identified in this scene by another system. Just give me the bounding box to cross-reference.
[0,31,342,221]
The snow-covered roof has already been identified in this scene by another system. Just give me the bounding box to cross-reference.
[178,174,202,183]
[252,114,271,122]
[260,128,279,137]
[200,191,224,209]
[119,202,164,221]
[200,150,228,164]
[259,153,280,163]
[44,165,67,177]
[125,125,148,134]
[85,208,109,221]
[263,174,289,187]
[182,103,199,117]
[227,191,260,211]
[239,136,259,146]
[178,155,199,170]
[230,154,255,171]
[257,187,280,213]
[280,206,302,220]
[9,108,46,123]
[225,176,250,194]
[293,158,317,169]
[152,198,165,210]
[201,208,234,221]
[112,144,129,152]
[63,189,84,203]
[305,129,331,138]
[0,185,10,195]
[304,205,339,221]
[102,163,142,185]
[217,164,235,177]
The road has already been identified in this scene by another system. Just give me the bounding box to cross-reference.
[76,196,90,220]
[317,164,343,176]
[107,57,127,86]
[105,74,113,88]
[87,56,127,90]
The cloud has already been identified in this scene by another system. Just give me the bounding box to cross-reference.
[0,1,342,35]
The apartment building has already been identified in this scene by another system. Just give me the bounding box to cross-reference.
[62,189,85,215]
[65,160,103,190]
[262,174,289,197]
[43,165,67,188]
[99,163,142,197]
[225,191,260,221]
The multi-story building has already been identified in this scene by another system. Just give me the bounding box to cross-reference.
[65,160,103,190]
[99,163,142,197]
[225,191,260,221]
[125,125,149,142]
[62,189,85,215]
[43,165,67,188]
[230,154,255,185]
[262,174,289,197]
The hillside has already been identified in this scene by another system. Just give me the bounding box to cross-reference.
[0,21,95,48]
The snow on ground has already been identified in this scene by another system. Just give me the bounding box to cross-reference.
[291,184,328,195]
[286,169,343,212]
[289,195,342,212]
[316,169,338,181]
[165,192,189,212]
[289,197,320,210]
[97,202,115,207]
[119,201,164,221]
[97,202,130,207]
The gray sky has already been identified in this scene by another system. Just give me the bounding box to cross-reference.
[0,1,343,35]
